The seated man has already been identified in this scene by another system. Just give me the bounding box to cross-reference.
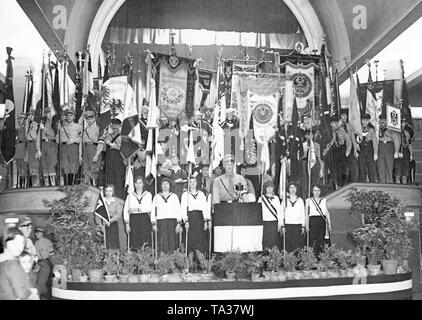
[212,154,255,204]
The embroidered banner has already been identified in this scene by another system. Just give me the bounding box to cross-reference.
[217,60,234,110]
[387,104,401,132]
[153,53,196,120]
[284,61,315,118]
[231,60,260,111]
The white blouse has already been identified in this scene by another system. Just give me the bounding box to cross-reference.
[305,197,330,217]
[281,196,306,227]
[181,190,209,222]
[123,191,153,223]
[151,193,182,223]
[258,195,283,222]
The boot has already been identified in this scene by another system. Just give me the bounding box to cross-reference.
[44,176,50,187]
[68,174,74,186]
[18,176,23,188]
[402,176,408,185]
[395,176,401,184]
[50,175,56,187]
[63,174,68,186]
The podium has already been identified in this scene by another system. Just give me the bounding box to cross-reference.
[213,203,263,253]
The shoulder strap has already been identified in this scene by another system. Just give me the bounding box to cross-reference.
[62,126,71,140]
[311,197,327,221]
[219,177,237,200]
[110,133,121,144]
[262,196,278,220]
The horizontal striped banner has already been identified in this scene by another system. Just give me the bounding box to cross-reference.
[213,203,262,226]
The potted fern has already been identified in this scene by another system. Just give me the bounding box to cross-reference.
[245,252,264,282]
[298,247,318,279]
[136,245,154,282]
[282,251,298,280]
[156,252,176,282]
[317,245,338,278]
[119,251,138,282]
[216,251,245,281]
[334,249,351,278]
[103,250,119,282]
[263,247,283,281]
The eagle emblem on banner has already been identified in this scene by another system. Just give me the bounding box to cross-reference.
[169,55,180,69]
[292,73,312,98]
[253,103,273,125]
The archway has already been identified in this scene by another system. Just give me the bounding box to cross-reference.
[87,0,325,77]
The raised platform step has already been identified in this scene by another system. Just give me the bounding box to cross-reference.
[413,139,422,150]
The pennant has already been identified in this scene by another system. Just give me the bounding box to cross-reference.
[120,81,141,159]
[308,139,317,171]
[186,129,196,165]
[349,72,362,135]
[0,48,16,165]
[95,192,111,225]
[59,59,70,109]
[198,69,213,109]
[331,68,341,118]
[83,50,94,99]
[125,164,134,195]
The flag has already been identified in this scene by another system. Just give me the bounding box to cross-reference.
[51,62,61,135]
[0,47,16,165]
[400,60,413,127]
[211,103,225,171]
[82,50,94,99]
[288,98,303,182]
[125,163,134,195]
[366,71,379,136]
[120,81,142,159]
[95,192,110,224]
[278,157,287,199]
[23,70,33,115]
[60,58,70,110]
[186,129,196,165]
[331,68,341,118]
[74,52,84,122]
[308,139,317,171]
[349,72,362,135]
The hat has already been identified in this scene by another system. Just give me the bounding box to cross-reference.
[362,113,371,120]
[141,105,150,111]
[329,116,339,123]
[18,216,32,227]
[161,159,173,171]
[204,105,213,111]
[110,118,122,125]
[226,107,237,115]
[222,154,234,165]
[85,110,96,118]
[263,180,275,191]
[160,176,172,186]
[34,227,45,233]
[17,112,27,119]
[64,108,74,115]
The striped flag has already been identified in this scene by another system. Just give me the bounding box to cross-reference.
[349,72,362,135]
[95,192,110,225]
[125,163,134,195]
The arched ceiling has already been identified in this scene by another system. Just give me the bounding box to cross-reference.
[15,0,422,84]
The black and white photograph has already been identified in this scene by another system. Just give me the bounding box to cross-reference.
[0,0,421,308]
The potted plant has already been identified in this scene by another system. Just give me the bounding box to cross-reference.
[245,252,263,282]
[103,250,119,282]
[334,249,351,277]
[262,247,283,281]
[136,245,154,282]
[298,247,318,279]
[87,247,104,282]
[216,251,245,281]
[119,251,138,282]
[156,252,176,282]
[317,245,339,278]
[282,251,298,280]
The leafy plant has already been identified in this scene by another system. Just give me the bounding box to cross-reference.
[44,183,104,273]
[103,250,120,275]
[119,250,138,275]
[352,224,384,265]
[135,244,154,275]
[216,251,245,274]
[156,252,176,275]
[298,247,318,271]
[318,245,337,271]
[282,251,298,272]
[173,249,190,271]
[263,246,284,272]
[244,252,264,275]
[334,249,352,270]
[194,250,207,271]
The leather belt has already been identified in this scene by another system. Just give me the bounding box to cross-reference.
[62,142,77,145]
[84,142,98,146]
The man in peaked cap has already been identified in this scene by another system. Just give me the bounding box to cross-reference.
[357,113,378,183]
[34,226,54,300]
[212,154,251,204]
[79,109,100,186]
[394,117,413,184]
[56,108,82,186]
[377,113,400,183]
[15,113,28,188]
[37,107,58,187]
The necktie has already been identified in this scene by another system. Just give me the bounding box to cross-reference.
[228,176,234,197]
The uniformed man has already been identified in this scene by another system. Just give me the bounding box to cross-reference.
[56,108,82,186]
[25,112,41,187]
[339,110,359,183]
[94,118,126,199]
[80,109,100,185]
[203,105,214,126]
[220,107,239,131]
[377,114,400,183]
[212,154,254,204]
[394,117,413,184]
[34,227,54,300]
[238,163,257,200]
[324,117,352,189]
[37,108,58,187]
[356,113,378,183]
[15,113,28,188]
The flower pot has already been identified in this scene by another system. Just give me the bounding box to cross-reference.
[303,271,312,279]
[71,269,82,282]
[200,272,214,282]
[339,270,348,278]
[128,275,139,283]
[311,271,320,279]
[319,271,328,278]
[286,271,295,280]
[382,260,399,275]
[88,269,103,283]
[278,271,288,281]
[78,275,88,282]
[293,271,304,280]
[262,271,272,281]
[225,271,236,281]
[346,268,355,278]
[167,273,182,283]
[104,275,118,283]
[250,272,261,282]
[327,270,340,278]
[119,274,129,283]
[367,264,382,276]
[270,272,279,282]
[353,265,368,277]
[160,274,169,283]
[138,274,151,283]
